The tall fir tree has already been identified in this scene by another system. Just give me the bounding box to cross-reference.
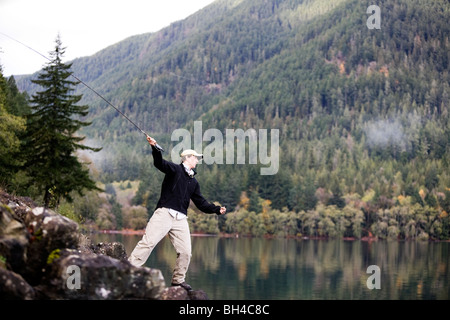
[24,35,101,208]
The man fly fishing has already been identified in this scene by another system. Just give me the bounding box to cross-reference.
[0,32,227,291]
[128,135,226,291]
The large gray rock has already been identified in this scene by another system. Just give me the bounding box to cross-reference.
[0,267,35,300]
[40,249,165,299]
[0,190,208,300]
[0,191,165,299]
[22,207,79,285]
[91,241,129,262]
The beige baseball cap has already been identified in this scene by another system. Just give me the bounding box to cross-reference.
[180,149,203,158]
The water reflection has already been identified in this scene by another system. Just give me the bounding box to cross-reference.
[91,233,449,300]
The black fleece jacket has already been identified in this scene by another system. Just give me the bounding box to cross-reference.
[151,145,221,215]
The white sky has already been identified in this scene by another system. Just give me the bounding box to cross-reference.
[0,0,216,76]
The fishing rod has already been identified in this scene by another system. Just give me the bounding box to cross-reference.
[0,32,164,152]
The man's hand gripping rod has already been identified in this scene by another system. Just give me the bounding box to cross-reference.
[145,135,164,152]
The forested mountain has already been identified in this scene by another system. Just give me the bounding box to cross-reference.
[11,0,450,239]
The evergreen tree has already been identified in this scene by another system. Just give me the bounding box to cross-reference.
[248,188,262,213]
[5,76,30,117]
[23,36,101,208]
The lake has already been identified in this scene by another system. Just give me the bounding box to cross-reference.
[91,233,449,300]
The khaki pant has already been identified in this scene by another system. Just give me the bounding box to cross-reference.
[128,207,191,284]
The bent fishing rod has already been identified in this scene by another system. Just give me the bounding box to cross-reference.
[1,32,164,152]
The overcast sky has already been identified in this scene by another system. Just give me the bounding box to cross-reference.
[0,0,216,76]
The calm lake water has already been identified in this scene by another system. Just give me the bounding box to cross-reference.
[91,233,449,300]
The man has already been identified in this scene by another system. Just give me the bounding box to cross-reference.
[128,136,226,291]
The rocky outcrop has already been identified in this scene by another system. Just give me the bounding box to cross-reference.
[0,190,207,300]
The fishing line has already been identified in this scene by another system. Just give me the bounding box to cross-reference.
[0,32,164,152]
